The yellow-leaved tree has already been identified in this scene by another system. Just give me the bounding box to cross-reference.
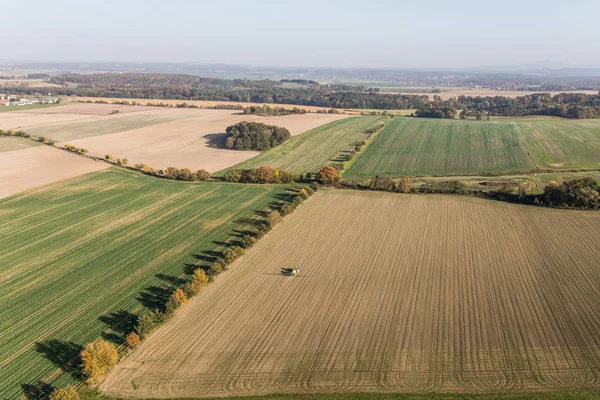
[80,339,118,384]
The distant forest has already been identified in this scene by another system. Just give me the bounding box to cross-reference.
[7,73,600,118]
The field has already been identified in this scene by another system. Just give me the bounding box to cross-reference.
[0,168,297,399]
[222,117,383,174]
[0,103,62,113]
[343,117,600,178]
[103,189,600,398]
[0,146,108,199]
[0,135,40,152]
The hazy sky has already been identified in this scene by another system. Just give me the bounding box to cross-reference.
[3,0,599,68]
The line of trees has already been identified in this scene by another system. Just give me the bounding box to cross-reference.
[225,122,291,151]
[242,105,308,116]
[224,166,294,184]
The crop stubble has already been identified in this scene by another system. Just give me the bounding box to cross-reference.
[103,190,600,397]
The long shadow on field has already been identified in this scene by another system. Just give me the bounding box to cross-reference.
[155,273,187,286]
[204,132,227,149]
[34,339,83,379]
[98,310,139,345]
[21,380,53,400]
[137,285,172,311]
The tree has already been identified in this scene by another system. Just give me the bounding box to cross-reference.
[176,168,194,181]
[165,288,188,315]
[269,210,283,227]
[194,169,210,181]
[315,165,339,185]
[164,166,179,179]
[122,158,128,165]
[49,386,79,400]
[399,177,412,193]
[224,169,242,183]
[125,332,140,348]
[80,339,118,384]
[225,121,291,151]
[192,268,209,291]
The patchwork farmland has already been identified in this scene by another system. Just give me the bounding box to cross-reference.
[342,117,600,178]
[0,168,296,399]
[224,116,384,175]
[103,190,600,398]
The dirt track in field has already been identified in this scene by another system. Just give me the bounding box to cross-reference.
[102,190,600,398]
[63,110,349,172]
[0,146,108,199]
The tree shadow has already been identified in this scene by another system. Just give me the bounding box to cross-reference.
[98,309,138,344]
[21,381,53,400]
[34,339,83,379]
[155,273,187,286]
[137,286,172,310]
[203,133,228,149]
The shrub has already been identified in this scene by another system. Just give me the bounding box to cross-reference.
[315,165,339,185]
[117,158,123,165]
[165,166,179,179]
[242,234,257,248]
[176,168,194,181]
[305,186,314,196]
[165,288,188,315]
[122,158,128,165]
[48,139,55,145]
[194,169,211,181]
[298,188,309,200]
[269,210,283,227]
[398,177,412,193]
[125,332,140,348]
[192,268,209,291]
[279,203,295,216]
[208,260,224,276]
[80,339,118,384]
[223,246,244,265]
[278,170,294,183]
[342,161,349,170]
[81,148,89,153]
[49,385,79,400]
[224,169,242,183]
[309,182,319,192]
[104,154,112,160]
[136,310,166,338]
[370,175,395,191]
[542,178,600,208]
[38,136,47,142]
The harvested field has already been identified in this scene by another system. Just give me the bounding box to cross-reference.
[25,103,151,115]
[65,96,347,113]
[64,110,349,172]
[0,168,296,399]
[0,135,40,152]
[26,111,190,142]
[343,117,600,178]
[0,146,108,199]
[103,190,600,398]
[0,111,93,130]
[222,116,383,175]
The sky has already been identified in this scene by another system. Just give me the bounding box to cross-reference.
[2,0,599,69]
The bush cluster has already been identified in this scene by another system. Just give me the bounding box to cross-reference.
[0,129,30,138]
[225,121,291,151]
[162,167,211,181]
[64,144,89,153]
[541,178,600,209]
[224,166,293,184]
[242,104,307,116]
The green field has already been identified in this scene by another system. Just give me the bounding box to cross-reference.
[0,168,295,399]
[0,135,40,152]
[220,116,383,175]
[26,113,186,142]
[0,103,62,113]
[342,117,600,178]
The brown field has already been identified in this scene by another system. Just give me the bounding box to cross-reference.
[26,103,151,115]
[0,146,108,199]
[62,109,349,172]
[0,111,93,130]
[65,96,343,113]
[102,190,600,398]
[0,78,61,88]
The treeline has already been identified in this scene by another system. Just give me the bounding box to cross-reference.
[225,121,291,151]
[242,104,307,116]
[224,166,294,184]
[280,79,319,85]
[412,93,600,119]
[540,178,600,208]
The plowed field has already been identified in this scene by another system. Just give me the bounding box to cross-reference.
[103,190,600,398]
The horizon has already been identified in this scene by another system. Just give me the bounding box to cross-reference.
[3,0,600,69]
